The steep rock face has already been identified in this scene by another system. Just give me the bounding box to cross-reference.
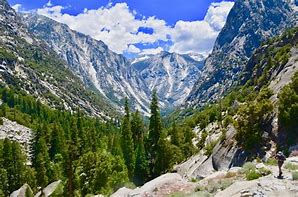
[131,52,204,108]
[187,0,298,106]
[23,14,134,99]
[0,0,115,118]
[24,14,204,113]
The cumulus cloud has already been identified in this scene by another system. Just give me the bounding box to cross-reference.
[12,4,22,12]
[140,47,164,55]
[127,45,141,53]
[37,3,171,54]
[170,1,234,55]
[204,1,235,31]
[36,1,234,55]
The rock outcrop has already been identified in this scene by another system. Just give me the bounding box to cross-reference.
[10,184,34,197]
[111,173,196,197]
[187,0,298,106]
[0,117,33,160]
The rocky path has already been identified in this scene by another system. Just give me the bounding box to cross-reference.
[111,158,298,197]
[216,159,298,197]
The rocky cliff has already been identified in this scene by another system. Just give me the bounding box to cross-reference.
[187,0,298,106]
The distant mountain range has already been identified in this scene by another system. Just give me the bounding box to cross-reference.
[1,0,297,116]
[24,14,204,114]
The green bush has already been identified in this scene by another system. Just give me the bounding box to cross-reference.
[285,163,298,171]
[246,170,262,180]
[258,167,271,176]
[279,72,298,145]
[292,171,298,180]
[265,158,277,166]
[204,140,217,157]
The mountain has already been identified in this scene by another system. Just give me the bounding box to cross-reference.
[0,0,116,118]
[131,52,204,108]
[24,14,204,114]
[187,0,298,106]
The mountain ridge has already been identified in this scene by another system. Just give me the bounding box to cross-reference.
[23,13,205,114]
[187,0,298,106]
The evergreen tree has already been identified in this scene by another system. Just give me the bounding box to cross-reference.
[171,122,181,147]
[34,137,50,188]
[131,110,145,148]
[121,99,135,178]
[49,123,66,159]
[147,90,163,177]
[134,139,149,185]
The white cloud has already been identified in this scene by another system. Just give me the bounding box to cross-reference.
[127,45,141,53]
[36,1,234,55]
[204,1,235,31]
[12,4,22,12]
[37,3,171,54]
[170,1,234,55]
[46,0,53,7]
[140,47,163,55]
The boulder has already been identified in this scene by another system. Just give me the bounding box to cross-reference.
[34,180,62,197]
[10,184,34,197]
[111,173,196,197]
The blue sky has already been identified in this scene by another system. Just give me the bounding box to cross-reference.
[8,0,234,57]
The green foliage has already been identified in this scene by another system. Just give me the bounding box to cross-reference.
[0,48,17,63]
[245,170,262,180]
[240,162,256,174]
[147,90,163,177]
[76,151,128,195]
[121,99,135,178]
[196,179,233,194]
[279,72,298,145]
[0,86,127,195]
[197,130,208,150]
[0,139,34,196]
[265,158,277,166]
[131,110,145,148]
[204,140,217,157]
[134,141,149,185]
[292,171,298,180]
[285,163,298,171]
[251,28,298,87]
[235,88,273,151]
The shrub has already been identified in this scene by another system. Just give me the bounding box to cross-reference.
[240,162,256,174]
[285,163,298,171]
[205,179,234,193]
[246,170,262,180]
[204,140,217,157]
[258,167,271,176]
[224,172,238,178]
[292,171,298,180]
[265,158,277,166]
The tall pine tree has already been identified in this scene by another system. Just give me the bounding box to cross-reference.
[121,99,135,178]
[147,90,163,178]
[131,110,145,149]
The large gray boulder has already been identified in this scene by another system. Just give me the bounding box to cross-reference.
[111,173,196,197]
[10,184,33,197]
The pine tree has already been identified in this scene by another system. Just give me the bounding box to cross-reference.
[35,137,50,188]
[131,110,145,149]
[171,122,181,147]
[2,139,13,195]
[121,99,135,178]
[147,90,163,177]
[49,123,66,159]
[134,139,149,185]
